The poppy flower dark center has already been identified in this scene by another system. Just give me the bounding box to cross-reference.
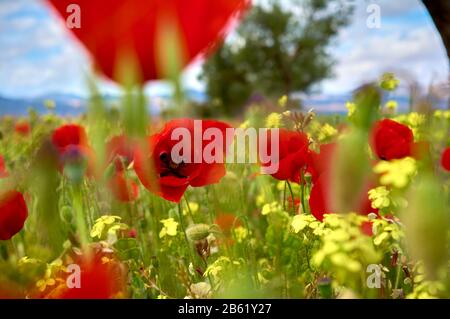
[159,151,187,179]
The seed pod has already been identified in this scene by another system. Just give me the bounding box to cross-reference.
[186,224,211,241]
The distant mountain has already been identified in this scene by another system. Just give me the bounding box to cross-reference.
[0,94,87,116]
[0,90,446,117]
[0,89,208,116]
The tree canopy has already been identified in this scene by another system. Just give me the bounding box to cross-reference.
[201,0,351,115]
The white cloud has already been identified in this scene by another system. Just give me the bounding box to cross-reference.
[321,0,448,94]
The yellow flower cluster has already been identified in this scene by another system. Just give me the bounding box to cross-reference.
[393,112,426,139]
[233,226,249,243]
[379,73,399,91]
[368,186,390,209]
[406,262,446,299]
[204,257,241,285]
[265,112,283,128]
[261,201,283,215]
[36,259,66,292]
[433,109,450,120]
[312,214,381,277]
[309,121,338,142]
[373,157,417,188]
[371,218,404,248]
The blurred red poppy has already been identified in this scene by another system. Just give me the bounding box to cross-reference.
[51,124,96,180]
[360,221,374,236]
[108,171,139,202]
[15,122,31,136]
[307,143,336,182]
[0,282,24,299]
[370,119,414,160]
[48,0,250,82]
[106,135,136,172]
[287,197,301,213]
[46,253,128,299]
[0,190,28,241]
[308,175,377,222]
[134,119,231,202]
[261,129,311,183]
[308,142,378,221]
[215,213,242,235]
[52,124,88,154]
[0,155,8,178]
[441,147,450,171]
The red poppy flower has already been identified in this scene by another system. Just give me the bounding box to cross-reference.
[46,253,128,299]
[134,119,231,202]
[48,0,250,82]
[0,155,8,178]
[261,129,311,183]
[106,135,136,172]
[441,147,450,172]
[15,122,31,136]
[0,190,28,241]
[52,124,88,154]
[108,171,139,202]
[370,119,414,160]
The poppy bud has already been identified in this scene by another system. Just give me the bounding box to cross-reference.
[186,224,211,241]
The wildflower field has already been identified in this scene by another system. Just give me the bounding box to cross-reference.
[0,0,449,301]
[0,74,449,299]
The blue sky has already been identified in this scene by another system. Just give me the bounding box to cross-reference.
[0,0,448,98]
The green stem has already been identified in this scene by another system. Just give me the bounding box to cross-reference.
[177,202,194,264]
[183,195,195,223]
[394,262,402,290]
[286,181,295,214]
[300,173,307,214]
[72,186,89,249]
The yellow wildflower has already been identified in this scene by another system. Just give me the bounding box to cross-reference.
[385,100,398,111]
[291,214,315,233]
[346,102,356,117]
[159,218,178,238]
[233,226,249,243]
[90,215,122,239]
[239,120,250,129]
[183,202,199,215]
[278,95,288,108]
[380,73,399,91]
[317,123,337,142]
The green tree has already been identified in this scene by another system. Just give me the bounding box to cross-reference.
[201,0,351,115]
